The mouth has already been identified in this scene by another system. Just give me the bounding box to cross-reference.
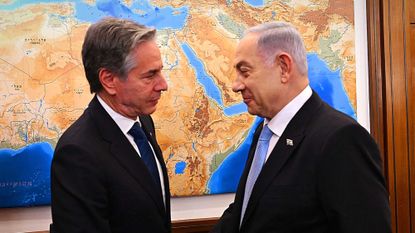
[149,97,160,104]
[242,96,253,104]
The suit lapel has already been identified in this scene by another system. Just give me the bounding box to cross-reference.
[89,97,166,216]
[240,92,323,228]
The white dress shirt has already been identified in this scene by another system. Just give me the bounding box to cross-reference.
[264,86,312,161]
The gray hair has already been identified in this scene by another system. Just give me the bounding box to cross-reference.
[82,17,156,93]
[245,22,308,75]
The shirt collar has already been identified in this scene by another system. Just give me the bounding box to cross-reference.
[97,95,140,134]
[265,85,312,137]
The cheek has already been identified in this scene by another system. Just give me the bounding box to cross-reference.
[140,85,155,96]
[248,83,262,97]
[254,83,275,102]
[127,81,148,94]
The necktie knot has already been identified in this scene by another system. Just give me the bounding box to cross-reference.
[129,122,147,142]
[259,124,273,141]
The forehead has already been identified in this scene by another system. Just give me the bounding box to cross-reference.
[234,33,260,66]
[131,40,162,70]
[134,40,161,59]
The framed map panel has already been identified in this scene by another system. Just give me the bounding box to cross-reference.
[0,0,364,208]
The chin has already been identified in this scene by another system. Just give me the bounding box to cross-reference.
[247,108,258,116]
[146,107,157,115]
[247,107,267,118]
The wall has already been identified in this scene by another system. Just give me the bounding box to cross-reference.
[367,0,415,232]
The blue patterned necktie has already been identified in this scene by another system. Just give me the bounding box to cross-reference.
[129,122,161,190]
[240,124,273,226]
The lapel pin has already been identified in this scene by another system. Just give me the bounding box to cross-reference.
[286,139,294,146]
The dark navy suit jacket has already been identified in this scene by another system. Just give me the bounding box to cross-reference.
[51,96,171,233]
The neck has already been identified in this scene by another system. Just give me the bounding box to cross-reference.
[97,91,137,120]
[270,77,309,118]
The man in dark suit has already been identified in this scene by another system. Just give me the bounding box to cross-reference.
[51,17,170,233]
[211,22,391,233]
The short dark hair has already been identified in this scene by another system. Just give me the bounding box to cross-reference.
[81,17,156,93]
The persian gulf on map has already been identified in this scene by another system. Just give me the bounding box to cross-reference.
[0,0,356,207]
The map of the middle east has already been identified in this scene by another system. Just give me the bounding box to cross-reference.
[0,0,356,207]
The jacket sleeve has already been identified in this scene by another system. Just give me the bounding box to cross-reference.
[51,144,111,233]
[210,202,236,233]
[317,124,392,233]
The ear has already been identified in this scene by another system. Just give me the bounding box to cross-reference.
[98,68,118,95]
[276,53,293,83]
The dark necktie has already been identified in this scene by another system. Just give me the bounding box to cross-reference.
[128,122,161,190]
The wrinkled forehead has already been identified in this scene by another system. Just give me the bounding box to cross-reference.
[233,34,260,66]
[237,33,259,51]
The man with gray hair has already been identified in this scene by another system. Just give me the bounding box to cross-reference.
[51,17,170,233]
[211,21,391,233]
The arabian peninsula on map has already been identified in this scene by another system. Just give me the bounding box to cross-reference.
[0,0,356,207]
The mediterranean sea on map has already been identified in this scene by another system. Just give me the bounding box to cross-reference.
[0,0,357,207]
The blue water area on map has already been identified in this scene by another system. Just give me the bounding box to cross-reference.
[208,117,262,194]
[224,102,248,116]
[181,43,224,106]
[0,142,53,207]
[75,0,188,29]
[175,161,187,174]
[307,53,356,119]
[244,0,265,7]
[0,0,188,30]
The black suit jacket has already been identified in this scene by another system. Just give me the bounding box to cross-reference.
[51,96,171,233]
[212,92,391,233]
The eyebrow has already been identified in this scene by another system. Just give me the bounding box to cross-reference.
[141,65,163,76]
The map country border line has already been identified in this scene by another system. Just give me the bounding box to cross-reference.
[0,56,83,86]
[0,57,33,79]
[40,63,83,85]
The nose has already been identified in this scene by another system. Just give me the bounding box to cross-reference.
[232,76,244,93]
[155,73,168,92]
